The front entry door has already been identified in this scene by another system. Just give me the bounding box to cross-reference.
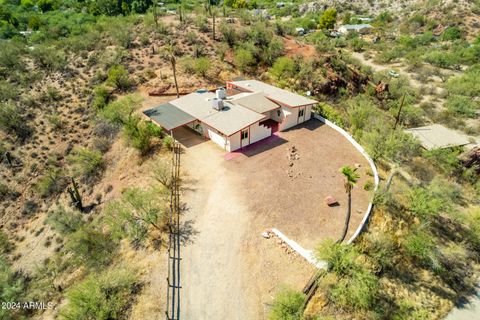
[241,128,249,148]
[298,108,305,123]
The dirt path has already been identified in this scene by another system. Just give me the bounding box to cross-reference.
[179,130,314,319]
[180,138,256,319]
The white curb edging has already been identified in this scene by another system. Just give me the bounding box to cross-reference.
[271,228,327,269]
[313,113,380,244]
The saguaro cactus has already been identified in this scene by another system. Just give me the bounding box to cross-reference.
[67,177,83,211]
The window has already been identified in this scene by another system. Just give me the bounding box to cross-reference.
[241,129,248,140]
[298,109,305,118]
[277,110,281,117]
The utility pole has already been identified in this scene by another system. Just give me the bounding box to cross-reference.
[393,93,406,130]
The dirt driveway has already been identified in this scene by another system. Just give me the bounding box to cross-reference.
[178,119,372,319]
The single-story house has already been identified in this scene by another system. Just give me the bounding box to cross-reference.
[143,80,318,152]
[338,24,372,35]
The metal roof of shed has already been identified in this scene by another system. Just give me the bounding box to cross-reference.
[405,124,471,150]
[143,103,196,131]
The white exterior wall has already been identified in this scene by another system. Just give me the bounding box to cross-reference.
[276,104,313,131]
[227,132,241,152]
[279,106,299,131]
[250,122,271,144]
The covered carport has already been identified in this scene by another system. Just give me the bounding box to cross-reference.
[143,103,204,147]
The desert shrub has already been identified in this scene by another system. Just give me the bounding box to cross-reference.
[30,45,67,71]
[0,257,26,320]
[180,56,195,74]
[162,135,175,150]
[0,230,13,254]
[107,20,135,48]
[68,147,104,181]
[234,48,255,73]
[93,119,120,140]
[220,23,236,47]
[407,186,446,219]
[194,57,211,78]
[65,227,117,269]
[92,85,113,109]
[46,206,83,235]
[262,38,284,66]
[270,56,296,80]
[60,266,138,320]
[424,50,457,69]
[99,94,143,125]
[441,26,462,41]
[362,233,396,272]
[0,103,33,141]
[35,169,67,198]
[0,41,23,71]
[316,240,379,310]
[0,81,18,102]
[349,37,366,52]
[361,123,421,163]
[314,102,344,127]
[106,65,134,92]
[445,65,480,97]
[403,229,438,268]
[444,95,477,118]
[123,117,162,155]
[423,147,462,177]
[47,113,65,131]
[269,287,305,320]
[105,187,165,243]
[194,15,209,32]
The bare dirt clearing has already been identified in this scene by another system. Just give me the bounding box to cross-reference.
[178,118,371,319]
[225,119,371,248]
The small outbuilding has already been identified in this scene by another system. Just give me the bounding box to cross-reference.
[405,124,472,150]
[338,24,372,35]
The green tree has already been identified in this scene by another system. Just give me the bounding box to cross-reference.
[338,166,359,243]
[319,8,337,30]
[107,65,133,92]
[105,187,165,243]
[67,147,105,181]
[65,227,117,269]
[123,117,162,155]
[270,56,295,80]
[234,48,255,73]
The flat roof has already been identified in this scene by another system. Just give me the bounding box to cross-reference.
[340,24,372,29]
[229,91,280,114]
[229,80,318,107]
[170,92,265,136]
[405,124,471,150]
[143,103,196,131]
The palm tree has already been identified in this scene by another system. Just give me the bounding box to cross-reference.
[337,166,360,243]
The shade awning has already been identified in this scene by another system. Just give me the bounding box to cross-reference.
[143,103,196,131]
